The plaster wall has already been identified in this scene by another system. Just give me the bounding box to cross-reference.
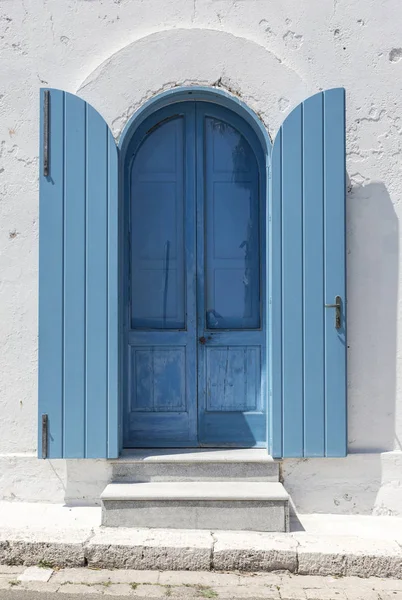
[0,0,402,515]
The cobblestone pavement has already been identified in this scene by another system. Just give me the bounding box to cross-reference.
[0,566,401,599]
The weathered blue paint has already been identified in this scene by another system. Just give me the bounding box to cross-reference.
[38,88,119,459]
[270,88,347,458]
[124,101,266,447]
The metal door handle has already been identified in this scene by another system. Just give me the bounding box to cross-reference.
[325,295,342,329]
[199,336,212,345]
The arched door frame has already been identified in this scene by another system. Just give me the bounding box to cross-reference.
[118,86,273,452]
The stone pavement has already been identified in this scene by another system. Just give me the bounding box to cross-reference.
[0,504,402,579]
[0,566,401,599]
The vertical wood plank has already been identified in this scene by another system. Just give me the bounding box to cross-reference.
[281,104,303,457]
[38,89,65,458]
[270,130,283,458]
[324,88,347,456]
[303,93,325,456]
[63,94,86,457]
[86,107,108,458]
[107,130,120,458]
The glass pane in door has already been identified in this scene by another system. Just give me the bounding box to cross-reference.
[204,117,260,330]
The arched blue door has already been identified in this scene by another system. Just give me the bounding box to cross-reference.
[124,101,266,447]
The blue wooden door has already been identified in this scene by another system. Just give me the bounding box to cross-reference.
[124,101,266,447]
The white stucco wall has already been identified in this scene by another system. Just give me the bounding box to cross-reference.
[1,0,402,514]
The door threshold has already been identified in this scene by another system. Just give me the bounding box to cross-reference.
[112,448,275,463]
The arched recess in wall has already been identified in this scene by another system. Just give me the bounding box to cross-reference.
[77,27,309,141]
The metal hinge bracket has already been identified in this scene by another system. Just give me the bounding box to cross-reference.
[43,90,49,177]
[41,414,48,459]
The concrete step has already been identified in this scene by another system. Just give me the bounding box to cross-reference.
[110,449,279,483]
[101,481,289,532]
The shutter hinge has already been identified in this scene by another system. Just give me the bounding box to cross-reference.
[43,90,50,177]
[41,414,48,459]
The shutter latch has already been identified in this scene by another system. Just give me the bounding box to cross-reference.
[325,296,342,329]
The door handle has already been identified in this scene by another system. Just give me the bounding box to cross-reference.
[199,336,212,345]
[325,295,342,329]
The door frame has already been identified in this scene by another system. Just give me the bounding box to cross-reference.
[118,86,272,452]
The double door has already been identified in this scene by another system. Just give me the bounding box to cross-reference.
[124,101,266,447]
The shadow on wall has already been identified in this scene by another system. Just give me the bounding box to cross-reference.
[347,180,398,453]
[284,180,399,516]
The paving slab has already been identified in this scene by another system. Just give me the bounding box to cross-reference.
[0,575,16,589]
[132,584,166,597]
[214,585,281,598]
[159,570,240,586]
[304,589,348,600]
[17,581,61,593]
[0,565,24,574]
[277,584,308,600]
[18,566,53,582]
[102,583,138,596]
[52,568,161,585]
[58,583,108,594]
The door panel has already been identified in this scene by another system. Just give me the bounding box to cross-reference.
[124,104,197,447]
[196,104,266,447]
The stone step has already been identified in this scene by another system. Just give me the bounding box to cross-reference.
[101,481,289,532]
[110,449,279,483]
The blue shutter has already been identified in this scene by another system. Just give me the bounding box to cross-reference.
[270,88,346,458]
[38,89,119,458]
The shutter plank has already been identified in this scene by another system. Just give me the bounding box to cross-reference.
[270,129,283,458]
[281,104,303,457]
[324,88,347,456]
[63,94,86,457]
[38,89,65,458]
[303,93,325,456]
[107,132,119,458]
[86,108,108,458]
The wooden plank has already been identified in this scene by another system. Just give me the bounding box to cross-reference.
[281,104,303,457]
[107,131,119,458]
[324,88,347,456]
[86,107,108,458]
[38,89,65,458]
[270,129,283,458]
[303,92,325,456]
[63,93,86,457]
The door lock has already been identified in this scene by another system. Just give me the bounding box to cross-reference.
[199,336,212,345]
[325,295,342,329]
